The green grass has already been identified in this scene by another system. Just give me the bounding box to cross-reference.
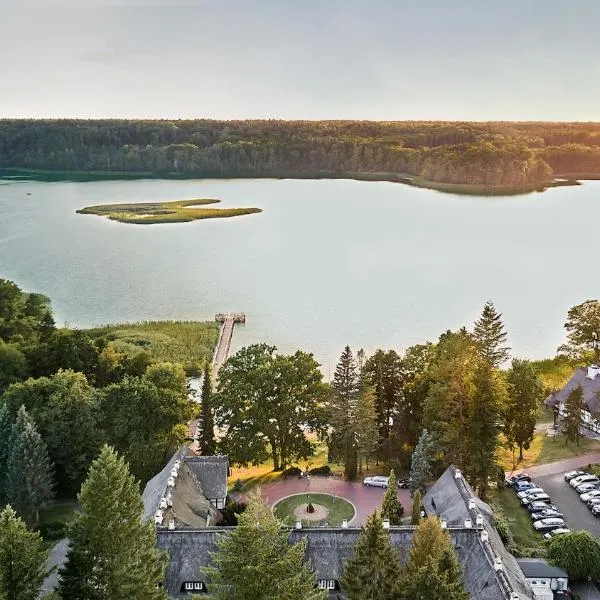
[38,503,77,525]
[273,493,355,527]
[87,320,220,374]
[76,198,261,224]
[488,488,545,556]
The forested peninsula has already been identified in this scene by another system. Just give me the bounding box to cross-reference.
[2,119,600,193]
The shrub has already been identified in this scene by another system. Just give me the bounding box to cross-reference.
[307,503,315,514]
[309,465,331,476]
[490,503,514,548]
[218,499,247,526]
[36,521,67,541]
[547,530,600,581]
[282,466,302,478]
[233,478,243,492]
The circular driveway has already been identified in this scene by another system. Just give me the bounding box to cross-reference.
[262,477,413,526]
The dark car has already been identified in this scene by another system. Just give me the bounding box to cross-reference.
[505,474,532,487]
[528,502,559,513]
[531,509,563,521]
[592,504,600,517]
[397,478,410,489]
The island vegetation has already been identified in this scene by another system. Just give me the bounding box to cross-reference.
[2,119,600,194]
[77,198,261,224]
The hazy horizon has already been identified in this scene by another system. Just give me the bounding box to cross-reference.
[2,0,600,121]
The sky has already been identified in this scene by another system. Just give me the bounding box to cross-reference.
[2,0,600,121]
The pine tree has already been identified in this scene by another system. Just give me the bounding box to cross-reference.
[399,518,468,600]
[0,403,11,506]
[563,385,584,447]
[467,360,506,499]
[202,491,325,600]
[0,505,48,600]
[409,429,434,495]
[200,362,216,455]
[381,470,404,524]
[330,346,360,479]
[355,385,380,472]
[58,445,168,600]
[6,406,53,525]
[340,512,402,600]
[473,301,511,367]
[411,490,422,525]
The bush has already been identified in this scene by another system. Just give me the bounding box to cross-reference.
[309,465,331,476]
[282,466,302,478]
[36,521,67,541]
[307,503,315,514]
[233,478,243,492]
[218,499,247,526]
[490,503,514,548]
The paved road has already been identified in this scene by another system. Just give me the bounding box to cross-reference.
[535,472,600,537]
[509,452,600,478]
[39,538,69,596]
[262,477,412,525]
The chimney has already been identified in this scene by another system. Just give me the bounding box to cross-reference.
[382,519,390,530]
[454,469,462,479]
[468,499,476,510]
[295,519,302,530]
[441,518,447,529]
[587,365,600,379]
[494,557,503,571]
[341,520,349,528]
[475,514,484,527]
[464,518,472,528]
[481,530,489,542]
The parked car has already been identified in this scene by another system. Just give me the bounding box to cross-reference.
[522,493,551,506]
[397,478,410,489]
[564,470,586,481]
[517,487,544,499]
[580,489,600,502]
[544,527,570,539]
[570,474,599,488]
[514,481,536,493]
[363,476,389,488]
[592,505,600,517]
[529,502,559,513]
[531,509,563,521]
[587,498,600,508]
[533,517,566,532]
[575,482,600,494]
[505,474,532,487]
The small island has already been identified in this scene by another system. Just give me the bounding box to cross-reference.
[76,198,262,224]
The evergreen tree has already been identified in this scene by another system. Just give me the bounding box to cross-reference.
[0,403,11,506]
[409,429,434,495]
[199,362,216,455]
[399,517,468,600]
[0,505,48,600]
[330,346,360,479]
[411,490,422,525]
[381,470,404,524]
[6,406,53,525]
[467,360,506,499]
[340,512,402,600]
[505,359,544,461]
[202,491,325,600]
[563,385,584,447]
[473,301,511,367]
[58,445,168,600]
[355,385,380,472]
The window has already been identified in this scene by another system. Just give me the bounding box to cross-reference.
[318,579,338,590]
[181,581,207,593]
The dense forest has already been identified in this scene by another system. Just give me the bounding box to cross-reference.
[2,120,600,188]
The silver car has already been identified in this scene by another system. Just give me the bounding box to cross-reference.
[533,517,565,532]
[517,487,544,499]
[362,476,389,488]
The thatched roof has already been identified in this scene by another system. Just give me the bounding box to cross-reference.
[544,366,600,413]
[184,455,229,500]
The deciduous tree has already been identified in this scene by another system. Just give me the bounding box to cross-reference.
[340,512,402,600]
[58,445,168,600]
[0,505,48,600]
[559,299,600,362]
[0,342,27,394]
[202,491,325,600]
[547,530,600,581]
[473,301,510,367]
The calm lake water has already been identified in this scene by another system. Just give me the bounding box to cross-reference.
[0,177,598,373]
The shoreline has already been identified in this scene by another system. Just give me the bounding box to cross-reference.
[0,167,588,197]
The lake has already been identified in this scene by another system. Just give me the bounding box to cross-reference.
[0,177,597,373]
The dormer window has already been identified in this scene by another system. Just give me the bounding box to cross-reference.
[181,581,207,593]
[318,579,339,590]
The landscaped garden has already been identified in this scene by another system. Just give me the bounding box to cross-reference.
[272,493,355,527]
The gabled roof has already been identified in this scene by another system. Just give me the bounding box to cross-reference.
[545,367,600,414]
[184,455,229,499]
[516,559,568,579]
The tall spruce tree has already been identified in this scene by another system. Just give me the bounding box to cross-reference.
[411,490,422,525]
[0,505,48,600]
[58,445,168,600]
[340,512,402,600]
[381,470,404,524]
[505,359,544,461]
[399,517,468,600]
[409,429,434,494]
[0,403,11,506]
[473,301,511,367]
[355,385,380,473]
[202,491,325,600]
[6,406,53,525]
[199,362,216,455]
[563,385,584,447]
[330,346,361,479]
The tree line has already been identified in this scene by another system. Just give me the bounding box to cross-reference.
[3,119,600,186]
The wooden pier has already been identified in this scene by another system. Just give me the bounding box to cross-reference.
[212,313,245,382]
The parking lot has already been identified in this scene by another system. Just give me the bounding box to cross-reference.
[535,472,600,537]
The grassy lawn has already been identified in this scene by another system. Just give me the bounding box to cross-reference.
[488,487,545,556]
[273,493,355,527]
[498,432,600,472]
[87,320,219,375]
[77,199,261,224]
